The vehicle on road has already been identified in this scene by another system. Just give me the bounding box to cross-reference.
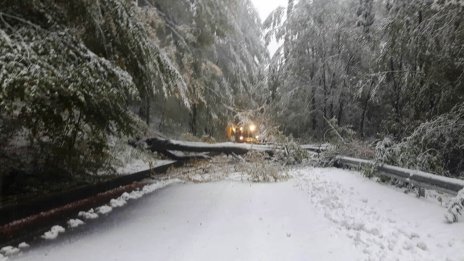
[226,122,259,143]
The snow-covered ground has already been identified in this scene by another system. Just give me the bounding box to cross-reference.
[8,168,464,261]
[107,136,175,175]
[115,159,174,175]
[293,168,464,260]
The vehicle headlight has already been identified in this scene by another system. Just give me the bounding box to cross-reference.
[249,124,256,132]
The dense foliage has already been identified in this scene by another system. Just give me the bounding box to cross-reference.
[0,0,267,176]
[264,0,464,177]
[139,0,268,136]
[0,1,140,175]
[1,0,462,179]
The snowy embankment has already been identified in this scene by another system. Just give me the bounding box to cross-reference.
[115,159,175,175]
[293,168,464,260]
[7,168,464,261]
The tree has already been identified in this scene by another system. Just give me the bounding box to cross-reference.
[0,0,194,175]
[139,0,268,137]
[264,0,365,139]
[379,0,464,136]
[0,9,137,174]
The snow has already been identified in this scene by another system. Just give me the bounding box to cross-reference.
[170,139,275,151]
[41,225,65,240]
[292,168,464,260]
[115,159,149,174]
[67,219,85,228]
[110,198,127,208]
[78,209,99,220]
[0,246,19,256]
[116,159,175,175]
[17,243,29,249]
[96,205,112,215]
[162,139,325,153]
[15,179,360,260]
[300,143,331,151]
[73,180,180,225]
[338,156,464,189]
[446,188,464,223]
[13,168,464,261]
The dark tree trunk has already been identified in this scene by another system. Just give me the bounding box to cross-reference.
[139,90,151,125]
[190,103,197,136]
[337,99,344,126]
[359,80,374,137]
[311,89,317,131]
[359,98,369,138]
[322,63,328,118]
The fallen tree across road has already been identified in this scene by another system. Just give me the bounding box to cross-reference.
[145,137,275,155]
[141,137,328,160]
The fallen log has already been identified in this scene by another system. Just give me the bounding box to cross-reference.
[140,137,329,161]
[145,137,277,157]
[161,150,211,161]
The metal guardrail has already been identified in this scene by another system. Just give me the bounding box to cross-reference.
[0,161,179,226]
[335,156,464,195]
[0,161,181,246]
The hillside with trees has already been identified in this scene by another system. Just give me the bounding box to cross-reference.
[2,1,464,258]
[264,0,464,177]
[0,0,267,178]
[1,0,463,185]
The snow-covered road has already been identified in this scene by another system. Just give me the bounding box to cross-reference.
[10,168,464,261]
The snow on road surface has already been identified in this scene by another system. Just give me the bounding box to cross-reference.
[12,168,464,261]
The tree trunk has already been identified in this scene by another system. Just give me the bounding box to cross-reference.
[190,103,197,136]
[359,80,374,137]
[139,90,151,125]
[311,88,317,131]
[284,0,294,59]
[337,99,344,126]
[322,63,328,118]
[359,98,369,138]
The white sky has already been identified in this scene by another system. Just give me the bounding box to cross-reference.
[251,0,287,22]
[251,0,287,56]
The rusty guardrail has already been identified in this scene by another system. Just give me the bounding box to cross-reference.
[0,161,181,246]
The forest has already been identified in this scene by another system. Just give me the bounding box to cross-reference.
[0,0,463,182]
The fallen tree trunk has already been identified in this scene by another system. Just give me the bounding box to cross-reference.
[160,150,211,161]
[141,137,329,161]
[144,137,276,157]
